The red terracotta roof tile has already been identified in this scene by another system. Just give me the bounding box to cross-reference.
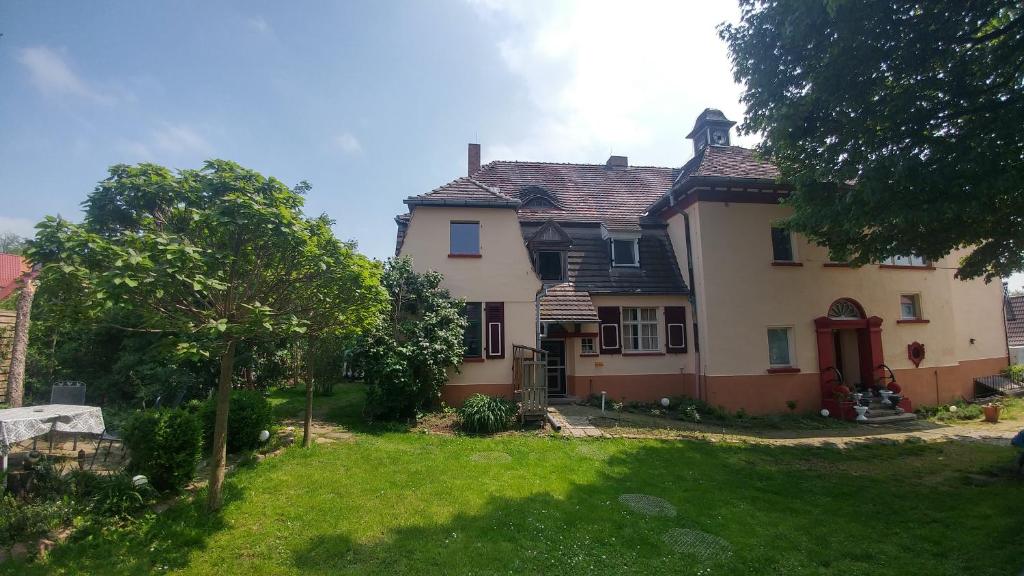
[539,283,600,322]
[1007,295,1024,347]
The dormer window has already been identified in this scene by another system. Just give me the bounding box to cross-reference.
[610,239,638,267]
[522,196,556,209]
[536,251,564,281]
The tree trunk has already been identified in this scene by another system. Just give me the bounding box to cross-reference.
[302,370,314,448]
[6,278,35,408]
[206,337,236,512]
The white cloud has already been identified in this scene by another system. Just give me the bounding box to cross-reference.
[333,132,363,156]
[118,123,213,162]
[466,0,758,167]
[0,216,40,238]
[247,16,271,33]
[16,46,116,105]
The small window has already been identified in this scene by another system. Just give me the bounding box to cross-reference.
[900,294,921,320]
[580,337,596,355]
[767,327,794,368]
[537,251,563,281]
[463,302,483,357]
[882,255,929,267]
[611,239,638,267]
[622,307,659,352]
[771,227,794,262]
[523,197,555,209]
[450,222,480,255]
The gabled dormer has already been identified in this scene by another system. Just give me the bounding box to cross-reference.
[526,220,572,282]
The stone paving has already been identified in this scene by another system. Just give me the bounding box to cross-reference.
[547,403,1023,447]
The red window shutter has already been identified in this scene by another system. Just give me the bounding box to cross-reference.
[485,302,505,359]
[597,306,621,354]
[665,306,687,354]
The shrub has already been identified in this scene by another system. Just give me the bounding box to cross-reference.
[87,472,155,520]
[458,394,516,434]
[199,389,273,453]
[122,408,203,492]
[1002,364,1024,382]
[916,400,983,422]
[363,258,467,420]
[0,495,76,546]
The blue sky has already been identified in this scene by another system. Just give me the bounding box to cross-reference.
[2,1,1019,289]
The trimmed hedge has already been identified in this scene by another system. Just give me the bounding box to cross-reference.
[199,389,273,453]
[122,408,203,493]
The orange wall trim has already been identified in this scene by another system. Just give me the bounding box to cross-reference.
[568,373,698,402]
[440,383,514,406]
[440,356,1007,412]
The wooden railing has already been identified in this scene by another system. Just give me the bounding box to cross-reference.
[513,344,548,421]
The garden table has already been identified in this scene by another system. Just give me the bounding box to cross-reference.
[0,404,105,474]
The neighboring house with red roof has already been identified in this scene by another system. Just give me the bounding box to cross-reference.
[1005,294,1024,365]
[0,253,29,302]
[395,109,1008,417]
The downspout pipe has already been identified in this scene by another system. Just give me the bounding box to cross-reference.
[671,202,704,402]
[535,286,548,350]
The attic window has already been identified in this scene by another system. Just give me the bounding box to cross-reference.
[610,239,638,267]
[522,196,556,209]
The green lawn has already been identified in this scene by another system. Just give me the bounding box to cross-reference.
[7,385,1024,575]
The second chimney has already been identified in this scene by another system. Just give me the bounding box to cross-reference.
[606,155,628,169]
[468,143,481,176]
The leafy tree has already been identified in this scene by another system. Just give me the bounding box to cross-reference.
[0,232,26,255]
[5,272,35,407]
[720,2,1024,280]
[30,160,384,511]
[363,257,467,421]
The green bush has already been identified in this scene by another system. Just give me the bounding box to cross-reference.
[122,408,203,492]
[458,394,516,434]
[86,472,155,520]
[199,389,273,453]
[1002,364,1024,382]
[916,400,983,422]
[0,495,76,546]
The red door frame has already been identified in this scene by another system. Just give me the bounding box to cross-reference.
[814,299,884,418]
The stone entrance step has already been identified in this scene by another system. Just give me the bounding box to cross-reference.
[548,395,581,405]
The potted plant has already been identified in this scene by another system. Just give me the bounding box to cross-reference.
[983,402,1001,423]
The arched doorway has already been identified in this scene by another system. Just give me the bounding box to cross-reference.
[815,298,885,417]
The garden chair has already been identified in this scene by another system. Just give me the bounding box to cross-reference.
[34,380,88,452]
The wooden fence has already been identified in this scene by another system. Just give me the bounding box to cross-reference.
[0,310,15,403]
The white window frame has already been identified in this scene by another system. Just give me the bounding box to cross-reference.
[610,238,640,268]
[580,337,596,355]
[600,324,620,350]
[767,326,795,368]
[622,307,660,352]
[900,294,922,320]
[487,321,503,356]
[882,255,929,267]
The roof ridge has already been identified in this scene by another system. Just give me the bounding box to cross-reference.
[483,159,678,170]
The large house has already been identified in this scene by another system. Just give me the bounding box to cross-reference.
[394,109,1008,415]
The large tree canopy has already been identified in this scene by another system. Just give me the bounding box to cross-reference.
[721,1,1024,280]
[31,160,385,509]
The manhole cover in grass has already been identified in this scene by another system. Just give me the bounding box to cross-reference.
[471,451,511,463]
[662,528,732,563]
[618,494,677,517]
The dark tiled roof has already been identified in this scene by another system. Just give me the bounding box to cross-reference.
[405,177,520,208]
[521,223,687,295]
[1007,295,1024,347]
[679,146,780,181]
[471,161,679,226]
[540,283,599,322]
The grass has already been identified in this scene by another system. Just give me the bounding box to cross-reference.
[6,384,1024,575]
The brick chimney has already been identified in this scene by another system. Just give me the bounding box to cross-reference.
[606,155,628,169]
[468,143,481,176]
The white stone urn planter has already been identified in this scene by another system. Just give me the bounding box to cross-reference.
[854,405,869,422]
[879,389,894,406]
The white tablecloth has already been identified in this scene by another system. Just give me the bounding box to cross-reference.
[0,404,105,456]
